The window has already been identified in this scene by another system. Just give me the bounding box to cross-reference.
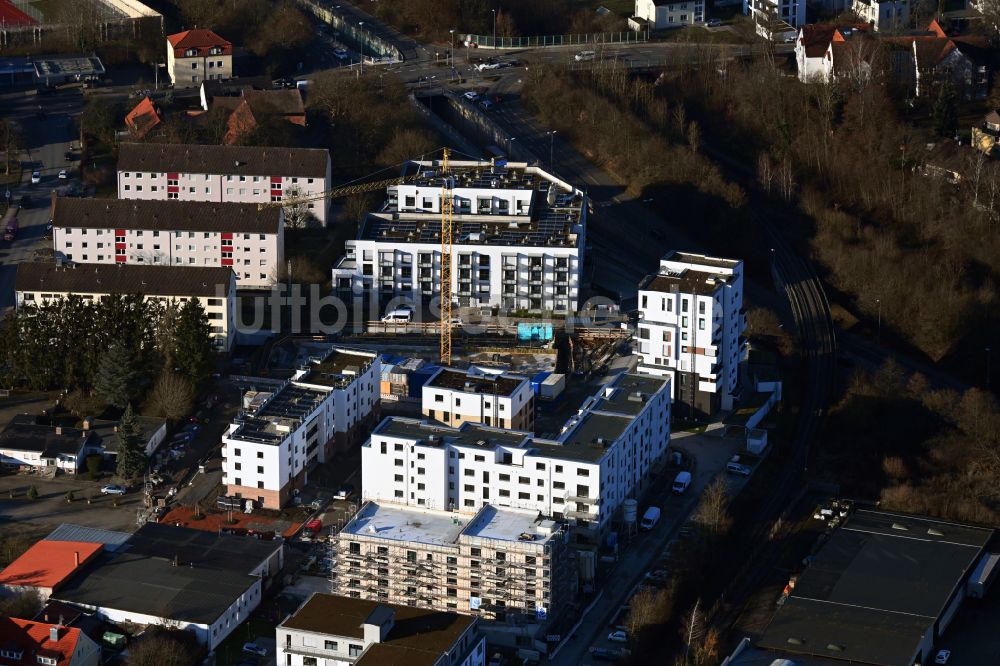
[324,640,338,650]
[349,644,364,657]
[303,659,317,666]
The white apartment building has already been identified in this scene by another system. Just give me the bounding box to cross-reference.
[14,263,237,351]
[423,366,535,432]
[277,593,486,666]
[334,502,572,627]
[852,0,909,31]
[222,348,380,509]
[117,143,333,226]
[746,0,804,35]
[49,197,284,289]
[362,373,671,542]
[637,251,746,417]
[166,28,232,87]
[332,159,586,314]
[633,0,705,28]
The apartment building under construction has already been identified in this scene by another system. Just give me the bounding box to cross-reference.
[331,501,574,631]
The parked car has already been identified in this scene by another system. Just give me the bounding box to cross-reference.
[463,91,480,102]
[382,305,413,323]
[934,650,951,665]
[334,484,354,500]
[607,630,628,643]
[57,169,68,179]
[672,471,692,494]
[181,423,200,434]
[242,643,267,657]
[574,50,596,62]
[726,462,751,476]
[590,648,622,661]
[30,171,40,184]
[706,18,722,26]
[101,484,127,496]
[333,48,349,61]
[479,99,494,111]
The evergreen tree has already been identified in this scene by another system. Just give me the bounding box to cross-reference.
[94,343,141,409]
[173,299,214,388]
[932,83,957,137]
[115,404,147,481]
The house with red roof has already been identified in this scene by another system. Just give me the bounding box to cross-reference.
[0,617,100,666]
[0,541,102,602]
[166,28,232,88]
[214,88,306,144]
[794,24,876,83]
[124,96,162,139]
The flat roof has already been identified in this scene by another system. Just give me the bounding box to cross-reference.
[51,197,281,234]
[540,412,631,463]
[15,262,234,298]
[53,551,259,625]
[0,416,95,456]
[375,418,531,450]
[233,384,330,444]
[33,56,105,79]
[662,250,740,269]
[297,349,376,388]
[280,593,475,661]
[342,502,467,547]
[592,374,669,416]
[758,510,994,666]
[639,268,733,296]
[44,525,132,552]
[425,367,527,397]
[0,541,102,590]
[125,523,281,574]
[460,504,557,544]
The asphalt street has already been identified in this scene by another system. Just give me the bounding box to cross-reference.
[0,88,83,309]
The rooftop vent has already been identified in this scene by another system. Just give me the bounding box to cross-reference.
[786,637,805,646]
[891,522,909,531]
[928,528,945,537]
[826,644,845,652]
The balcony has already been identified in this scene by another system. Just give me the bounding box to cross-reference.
[565,493,600,504]
[566,509,595,520]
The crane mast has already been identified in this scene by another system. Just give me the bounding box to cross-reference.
[440,149,454,365]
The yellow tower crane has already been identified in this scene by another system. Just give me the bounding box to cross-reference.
[439,148,454,366]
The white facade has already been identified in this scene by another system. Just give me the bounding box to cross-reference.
[634,0,705,28]
[50,202,284,290]
[222,349,380,508]
[362,373,671,540]
[333,160,586,314]
[15,264,238,351]
[166,30,233,87]
[852,0,909,31]
[422,367,535,432]
[117,145,333,226]
[746,0,804,32]
[637,251,745,416]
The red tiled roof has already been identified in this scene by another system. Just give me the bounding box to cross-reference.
[799,24,837,58]
[0,618,82,666]
[0,0,36,27]
[0,541,102,591]
[124,96,162,139]
[167,28,232,57]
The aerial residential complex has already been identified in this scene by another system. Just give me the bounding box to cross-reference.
[277,593,486,666]
[637,251,746,417]
[333,502,572,627]
[14,263,237,351]
[222,348,380,509]
[422,367,535,432]
[362,372,671,542]
[49,197,284,289]
[332,158,587,314]
[116,143,333,226]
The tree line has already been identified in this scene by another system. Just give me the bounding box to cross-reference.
[0,294,213,422]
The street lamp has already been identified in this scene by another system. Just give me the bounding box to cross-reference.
[547,130,557,171]
[987,347,992,390]
[358,21,365,76]
[492,9,497,49]
[875,298,881,344]
[449,29,456,70]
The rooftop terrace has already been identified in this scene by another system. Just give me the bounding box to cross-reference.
[297,349,375,388]
[376,418,531,450]
[425,367,527,396]
[231,384,328,444]
[342,501,468,547]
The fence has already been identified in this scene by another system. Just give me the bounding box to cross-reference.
[297,0,403,62]
[464,31,647,49]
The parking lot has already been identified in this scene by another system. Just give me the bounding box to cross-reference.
[0,473,144,532]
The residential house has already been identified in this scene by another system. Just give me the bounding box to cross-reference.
[0,617,101,666]
[745,0,804,38]
[632,0,706,28]
[277,593,486,666]
[14,263,238,351]
[48,196,285,289]
[886,20,990,98]
[972,109,1000,154]
[166,28,232,88]
[852,0,910,32]
[212,88,306,144]
[421,366,535,431]
[0,540,103,601]
[0,417,102,475]
[124,96,162,139]
[795,24,876,83]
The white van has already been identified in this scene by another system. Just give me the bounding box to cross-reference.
[640,506,661,531]
[671,471,692,495]
[574,50,596,62]
[382,306,414,323]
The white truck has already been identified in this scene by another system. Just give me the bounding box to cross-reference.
[640,506,661,531]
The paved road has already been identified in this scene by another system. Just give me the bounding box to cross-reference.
[0,88,83,309]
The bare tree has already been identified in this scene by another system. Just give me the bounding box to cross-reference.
[283,185,316,229]
[150,372,194,422]
[693,476,731,537]
[680,598,705,664]
[757,152,775,195]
